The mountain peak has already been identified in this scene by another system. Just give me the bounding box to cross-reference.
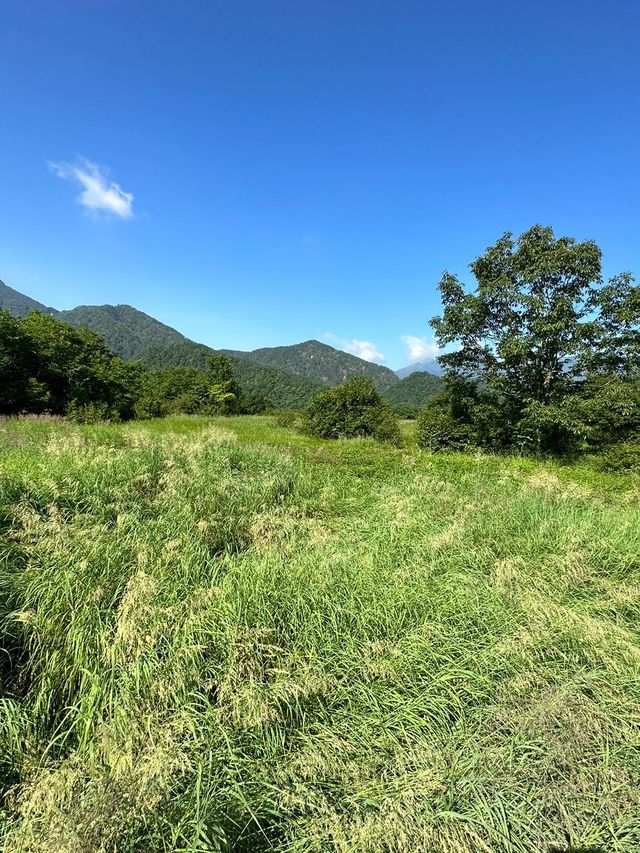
[396,357,443,378]
[222,339,398,391]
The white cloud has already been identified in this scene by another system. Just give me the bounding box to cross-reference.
[401,334,440,362]
[323,333,385,363]
[343,339,385,362]
[49,158,134,218]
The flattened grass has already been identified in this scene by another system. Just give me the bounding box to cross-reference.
[0,415,639,851]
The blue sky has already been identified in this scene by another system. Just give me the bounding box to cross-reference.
[1,1,639,369]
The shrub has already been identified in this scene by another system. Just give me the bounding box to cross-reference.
[238,393,271,414]
[391,403,419,420]
[513,400,586,457]
[594,442,640,472]
[416,398,475,451]
[416,378,484,451]
[304,377,401,445]
[566,376,640,451]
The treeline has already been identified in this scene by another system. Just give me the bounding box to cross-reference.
[2,224,638,463]
[0,311,269,421]
[136,340,321,410]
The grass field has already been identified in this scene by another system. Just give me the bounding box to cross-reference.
[1,415,639,852]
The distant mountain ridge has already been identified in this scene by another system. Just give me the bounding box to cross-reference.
[59,304,186,361]
[386,371,443,406]
[396,357,444,378]
[221,340,398,392]
[1,279,442,409]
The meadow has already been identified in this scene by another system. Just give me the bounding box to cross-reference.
[1,415,639,852]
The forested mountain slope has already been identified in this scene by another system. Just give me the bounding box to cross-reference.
[384,371,443,406]
[221,339,399,391]
[137,340,322,410]
[59,304,186,360]
[2,282,414,409]
[0,280,57,318]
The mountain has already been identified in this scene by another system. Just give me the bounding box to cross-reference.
[396,357,444,378]
[59,304,187,361]
[5,281,438,409]
[0,280,57,318]
[1,284,322,409]
[221,340,399,391]
[136,340,322,410]
[384,371,443,407]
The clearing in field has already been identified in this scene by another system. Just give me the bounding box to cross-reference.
[1,415,639,852]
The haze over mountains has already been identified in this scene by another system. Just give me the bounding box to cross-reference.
[1,280,442,409]
[396,358,444,378]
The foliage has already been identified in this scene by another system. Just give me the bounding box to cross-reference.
[236,392,269,414]
[135,355,243,417]
[59,303,186,360]
[0,310,141,420]
[384,370,443,408]
[66,400,122,424]
[432,224,632,403]
[391,402,419,419]
[427,225,640,455]
[0,416,639,850]
[137,341,321,410]
[274,410,300,429]
[564,374,640,450]
[416,381,478,451]
[594,441,640,472]
[304,376,401,444]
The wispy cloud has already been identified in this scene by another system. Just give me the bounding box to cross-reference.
[401,334,440,362]
[324,333,385,363]
[49,157,134,219]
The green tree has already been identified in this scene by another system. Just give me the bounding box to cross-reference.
[431,225,612,405]
[0,310,141,419]
[426,226,639,455]
[0,310,40,413]
[304,377,400,444]
[206,354,241,413]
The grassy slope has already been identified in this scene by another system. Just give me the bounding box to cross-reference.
[1,416,639,851]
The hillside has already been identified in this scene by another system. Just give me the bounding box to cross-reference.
[2,281,402,409]
[137,340,322,410]
[384,370,443,406]
[59,304,186,361]
[222,340,399,391]
[0,280,57,318]
[0,284,323,409]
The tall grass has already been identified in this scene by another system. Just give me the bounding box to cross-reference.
[0,415,639,851]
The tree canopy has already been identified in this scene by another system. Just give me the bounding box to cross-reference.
[431,225,639,405]
[304,377,401,445]
[424,226,640,455]
[0,310,141,420]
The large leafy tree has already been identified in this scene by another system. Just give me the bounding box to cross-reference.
[0,310,141,418]
[430,225,639,407]
[205,354,241,413]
